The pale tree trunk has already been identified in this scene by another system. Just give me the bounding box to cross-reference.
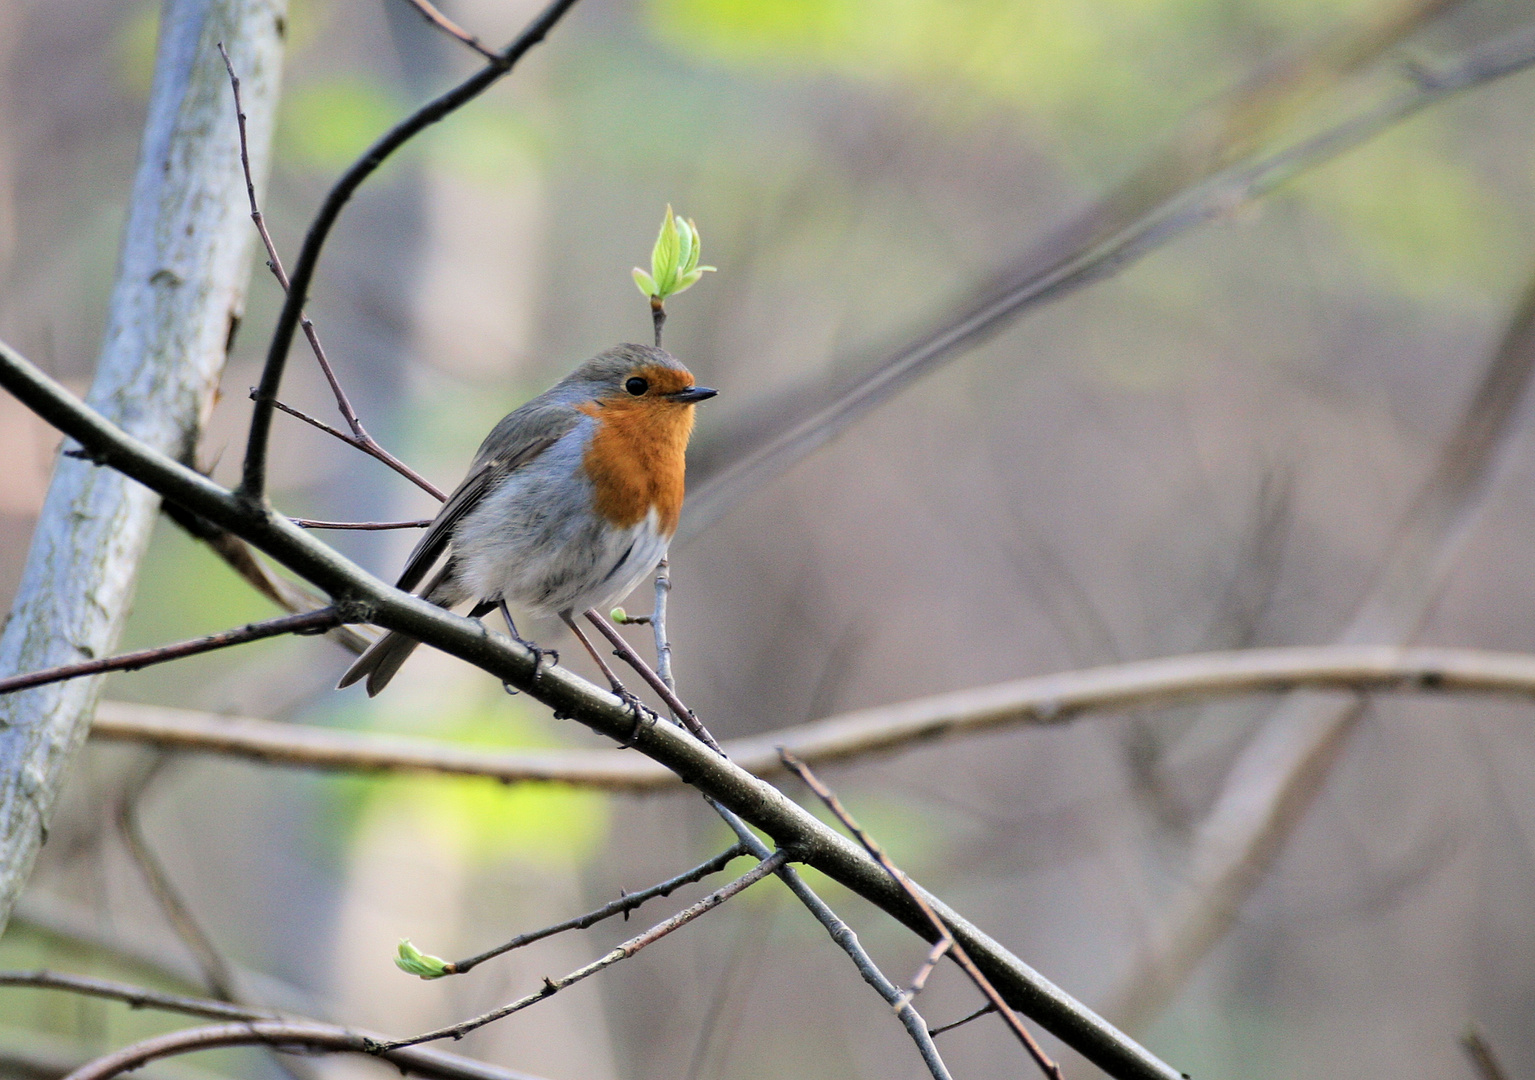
[0,0,286,931]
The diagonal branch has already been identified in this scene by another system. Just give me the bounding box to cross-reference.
[1101,239,1535,1033]
[0,335,1179,1080]
[217,43,446,502]
[781,751,1061,1080]
[239,0,582,499]
[678,20,1535,541]
[399,0,499,60]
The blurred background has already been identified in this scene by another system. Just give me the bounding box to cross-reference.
[4,0,1535,1078]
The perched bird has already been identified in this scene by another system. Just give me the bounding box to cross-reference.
[339,343,716,696]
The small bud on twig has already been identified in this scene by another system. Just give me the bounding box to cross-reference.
[395,939,450,979]
[632,205,714,304]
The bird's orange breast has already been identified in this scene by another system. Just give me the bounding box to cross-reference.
[579,372,696,535]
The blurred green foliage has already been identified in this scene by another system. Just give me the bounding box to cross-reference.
[278,76,405,171]
[333,692,609,867]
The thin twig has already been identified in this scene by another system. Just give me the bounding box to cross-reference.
[584,608,723,752]
[649,568,950,1080]
[0,609,341,696]
[218,43,448,505]
[58,1023,549,1080]
[780,750,1063,1080]
[1461,1023,1511,1080]
[0,970,271,1022]
[399,0,499,59]
[240,0,583,499]
[705,799,953,1080]
[291,517,433,530]
[160,504,372,654]
[381,850,789,1049]
[445,844,748,974]
[929,1003,997,1037]
[0,971,547,1080]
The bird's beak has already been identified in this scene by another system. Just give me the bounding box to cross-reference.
[665,386,718,403]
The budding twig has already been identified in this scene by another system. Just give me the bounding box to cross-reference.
[439,844,748,975]
[381,850,788,1048]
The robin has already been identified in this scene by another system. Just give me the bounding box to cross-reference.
[338,343,716,697]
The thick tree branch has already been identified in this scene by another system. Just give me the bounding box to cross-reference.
[0,336,1179,1080]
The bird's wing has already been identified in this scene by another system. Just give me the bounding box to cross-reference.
[395,408,581,593]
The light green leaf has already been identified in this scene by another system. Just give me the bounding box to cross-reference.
[652,205,681,292]
[395,939,450,979]
[632,268,657,297]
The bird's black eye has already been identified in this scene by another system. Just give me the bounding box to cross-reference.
[625,376,649,396]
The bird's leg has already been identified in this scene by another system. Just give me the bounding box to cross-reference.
[560,611,644,713]
[499,600,556,669]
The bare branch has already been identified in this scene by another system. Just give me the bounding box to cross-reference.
[0,609,341,697]
[116,780,237,1000]
[781,751,1062,1080]
[445,844,748,974]
[220,43,448,504]
[399,0,499,59]
[0,971,547,1080]
[240,0,583,498]
[584,607,723,751]
[381,850,789,1049]
[1461,1023,1511,1080]
[60,1023,546,1080]
[1102,232,1535,1032]
[0,336,1180,1080]
[291,517,433,530]
[88,645,1535,788]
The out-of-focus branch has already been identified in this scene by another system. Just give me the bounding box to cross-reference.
[239,0,581,498]
[679,18,1535,540]
[1101,248,1535,1033]
[399,0,498,60]
[115,772,236,1000]
[88,645,1535,787]
[1460,1023,1511,1080]
[1,971,549,1080]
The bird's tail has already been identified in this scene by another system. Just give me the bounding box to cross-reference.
[338,566,462,697]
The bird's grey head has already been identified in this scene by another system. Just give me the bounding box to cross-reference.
[553,344,716,405]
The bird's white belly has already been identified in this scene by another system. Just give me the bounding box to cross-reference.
[454,466,670,618]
